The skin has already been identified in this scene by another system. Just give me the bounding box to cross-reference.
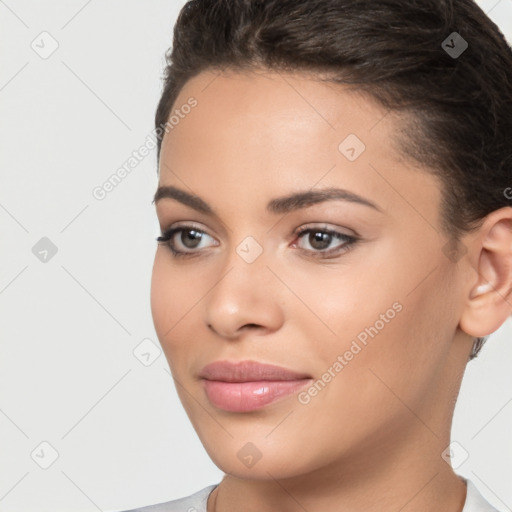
[150,68,512,512]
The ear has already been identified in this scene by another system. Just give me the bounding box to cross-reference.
[459,206,512,338]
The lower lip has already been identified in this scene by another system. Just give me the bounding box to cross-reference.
[202,379,312,412]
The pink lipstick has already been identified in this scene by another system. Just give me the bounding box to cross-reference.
[199,360,313,412]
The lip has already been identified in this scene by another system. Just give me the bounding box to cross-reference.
[199,360,312,382]
[199,360,313,412]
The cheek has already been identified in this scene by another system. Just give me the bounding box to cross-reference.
[281,258,400,351]
[150,251,208,365]
[150,256,184,378]
[150,252,168,333]
[150,251,186,348]
[286,248,448,401]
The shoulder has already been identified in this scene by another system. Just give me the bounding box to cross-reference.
[463,478,503,512]
[122,484,219,512]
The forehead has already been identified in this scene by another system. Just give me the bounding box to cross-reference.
[161,69,404,174]
[164,68,395,156]
[157,68,442,227]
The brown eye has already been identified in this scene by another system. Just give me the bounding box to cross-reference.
[294,226,358,258]
[177,228,203,249]
[305,231,332,250]
[156,225,217,257]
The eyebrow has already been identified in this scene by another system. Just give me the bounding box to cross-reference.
[153,185,382,216]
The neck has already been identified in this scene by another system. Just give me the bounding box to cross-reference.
[207,422,468,512]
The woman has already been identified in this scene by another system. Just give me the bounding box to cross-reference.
[127,0,512,510]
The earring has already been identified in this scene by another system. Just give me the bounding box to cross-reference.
[470,336,489,360]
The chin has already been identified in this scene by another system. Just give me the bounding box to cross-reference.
[196,431,318,481]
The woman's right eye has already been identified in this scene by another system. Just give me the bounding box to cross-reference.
[156,225,217,257]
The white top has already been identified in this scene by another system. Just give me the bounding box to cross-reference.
[123,478,502,512]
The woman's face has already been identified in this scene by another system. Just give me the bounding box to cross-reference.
[151,68,473,479]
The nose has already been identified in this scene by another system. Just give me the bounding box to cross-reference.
[203,256,285,340]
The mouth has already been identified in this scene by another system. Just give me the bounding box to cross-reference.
[198,360,313,412]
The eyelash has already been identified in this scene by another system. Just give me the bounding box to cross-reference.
[156,224,359,259]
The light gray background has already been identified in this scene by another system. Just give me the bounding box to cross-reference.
[0,1,511,511]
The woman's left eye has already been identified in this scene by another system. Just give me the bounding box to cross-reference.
[292,226,358,258]
[156,224,358,259]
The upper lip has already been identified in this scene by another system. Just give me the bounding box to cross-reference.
[199,360,312,382]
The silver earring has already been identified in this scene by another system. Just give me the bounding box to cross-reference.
[470,336,489,360]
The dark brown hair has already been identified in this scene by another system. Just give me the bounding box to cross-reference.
[155,0,512,359]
